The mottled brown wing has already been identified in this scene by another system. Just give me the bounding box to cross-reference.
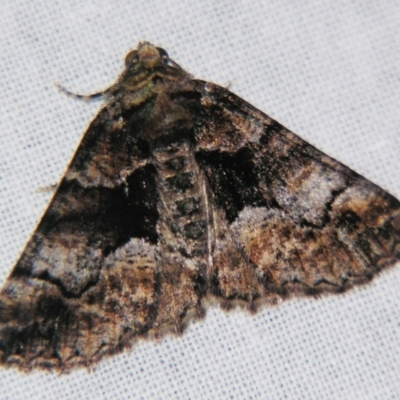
[193,81,400,307]
[0,104,161,371]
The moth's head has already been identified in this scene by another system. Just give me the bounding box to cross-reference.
[111,42,190,95]
[124,42,183,72]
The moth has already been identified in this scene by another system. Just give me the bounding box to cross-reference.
[1,42,399,372]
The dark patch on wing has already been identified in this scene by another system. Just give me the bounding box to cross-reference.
[196,147,271,222]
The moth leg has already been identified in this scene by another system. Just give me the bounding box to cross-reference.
[36,183,58,193]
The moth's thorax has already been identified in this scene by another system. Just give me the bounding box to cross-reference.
[114,73,193,114]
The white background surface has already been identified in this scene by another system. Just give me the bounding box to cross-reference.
[1,1,400,399]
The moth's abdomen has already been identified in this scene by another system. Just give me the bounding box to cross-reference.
[145,138,209,335]
[153,139,209,261]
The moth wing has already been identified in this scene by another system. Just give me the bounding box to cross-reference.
[193,82,400,306]
[0,104,161,371]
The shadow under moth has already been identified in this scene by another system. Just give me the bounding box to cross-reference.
[1,42,399,372]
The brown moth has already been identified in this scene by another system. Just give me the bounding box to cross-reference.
[1,42,399,372]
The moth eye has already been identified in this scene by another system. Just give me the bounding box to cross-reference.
[125,50,138,66]
[156,47,176,67]
[156,47,169,59]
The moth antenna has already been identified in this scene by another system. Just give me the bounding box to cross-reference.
[55,82,108,101]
